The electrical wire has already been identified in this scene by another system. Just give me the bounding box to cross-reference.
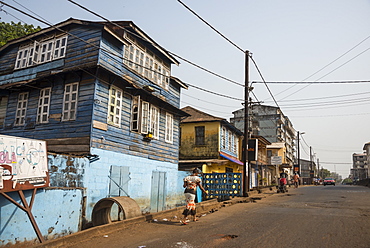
[271,34,370,99]
[176,0,280,109]
[254,80,370,84]
[1,1,247,104]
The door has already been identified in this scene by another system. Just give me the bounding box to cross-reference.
[108,165,130,197]
[150,171,167,212]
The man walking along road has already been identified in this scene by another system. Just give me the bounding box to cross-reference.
[182,168,208,225]
[293,173,300,188]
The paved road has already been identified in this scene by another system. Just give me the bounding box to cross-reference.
[63,185,370,248]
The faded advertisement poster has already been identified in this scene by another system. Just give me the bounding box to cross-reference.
[0,134,49,192]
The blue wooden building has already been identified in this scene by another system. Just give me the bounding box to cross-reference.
[0,18,188,245]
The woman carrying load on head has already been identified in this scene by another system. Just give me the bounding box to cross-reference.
[181,168,207,225]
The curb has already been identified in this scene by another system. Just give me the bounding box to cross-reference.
[32,188,275,248]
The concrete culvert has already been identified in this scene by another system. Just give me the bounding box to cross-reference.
[92,196,141,226]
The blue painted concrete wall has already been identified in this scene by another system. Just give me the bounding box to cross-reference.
[0,188,84,247]
[86,148,186,217]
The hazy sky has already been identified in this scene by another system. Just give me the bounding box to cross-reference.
[1,0,369,177]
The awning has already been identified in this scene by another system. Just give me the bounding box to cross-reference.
[219,151,243,165]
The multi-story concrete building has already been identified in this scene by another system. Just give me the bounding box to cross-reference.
[231,105,296,169]
[351,152,368,181]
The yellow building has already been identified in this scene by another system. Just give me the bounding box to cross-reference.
[179,106,243,173]
[266,142,290,183]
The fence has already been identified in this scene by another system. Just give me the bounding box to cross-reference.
[202,173,242,201]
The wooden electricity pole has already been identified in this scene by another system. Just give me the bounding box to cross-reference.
[243,50,250,196]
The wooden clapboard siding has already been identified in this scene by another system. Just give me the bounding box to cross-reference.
[46,137,90,154]
[0,46,18,76]
[0,19,184,162]
[91,77,180,163]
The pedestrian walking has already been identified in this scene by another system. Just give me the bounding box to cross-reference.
[293,173,300,188]
[181,168,207,225]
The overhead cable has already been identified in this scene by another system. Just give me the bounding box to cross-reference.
[177,0,244,53]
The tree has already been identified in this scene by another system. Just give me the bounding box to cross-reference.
[0,21,41,47]
[319,168,331,179]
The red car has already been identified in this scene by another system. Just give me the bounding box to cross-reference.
[324,177,335,186]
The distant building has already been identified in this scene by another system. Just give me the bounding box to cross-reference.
[231,105,296,170]
[351,152,368,181]
[179,106,243,173]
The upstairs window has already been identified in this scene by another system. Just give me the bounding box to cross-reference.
[195,126,205,146]
[130,98,161,140]
[150,105,160,139]
[15,92,28,126]
[54,36,67,59]
[124,43,171,90]
[221,127,226,149]
[140,101,149,134]
[165,112,173,144]
[14,35,68,70]
[107,86,123,126]
[62,82,79,121]
[37,87,51,124]
[131,96,140,132]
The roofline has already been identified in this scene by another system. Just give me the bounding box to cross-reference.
[170,76,188,89]
[0,18,84,53]
[121,21,179,66]
[0,18,180,66]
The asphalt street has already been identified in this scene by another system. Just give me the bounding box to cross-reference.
[38,184,370,248]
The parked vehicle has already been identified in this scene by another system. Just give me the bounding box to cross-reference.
[324,177,336,186]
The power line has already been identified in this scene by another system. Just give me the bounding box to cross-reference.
[168,52,244,87]
[290,112,370,118]
[278,45,370,101]
[177,0,244,53]
[271,34,370,99]
[1,1,248,105]
[249,56,280,108]
[176,0,279,109]
[253,80,370,84]
[265,91,370,103]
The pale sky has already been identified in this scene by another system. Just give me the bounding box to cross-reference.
[1,0,370,177]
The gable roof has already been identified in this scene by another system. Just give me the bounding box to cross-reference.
[0,18,179,65]
[181,106,224,123]
[181,106,243,135]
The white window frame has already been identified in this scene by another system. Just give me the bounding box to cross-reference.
[15,92,28,126]
[234,135,239,155]
[54,36,68,59]
[150,105,160,139]
[165,112,173,143]
[37,87,51,124]
[141,101,149,134]
[39,39,54,63]
[221,127,226,149]
[14,35,68,70]
[62,82,79,121]
[228,130,232,151]
[163,69,170,90]
[107,86,123,126]
[130,95,141,132]
[15,46,33,69]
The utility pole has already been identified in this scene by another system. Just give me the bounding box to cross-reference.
[297,131,301,176]
[242,50,250,196]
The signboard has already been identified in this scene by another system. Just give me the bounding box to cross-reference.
[270,156,282,165]
[248,139,258,161]
[0,134,49,192]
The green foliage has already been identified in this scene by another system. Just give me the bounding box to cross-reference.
[0,21,41,47]
[319,168,331,179]
[342,178,353,184]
